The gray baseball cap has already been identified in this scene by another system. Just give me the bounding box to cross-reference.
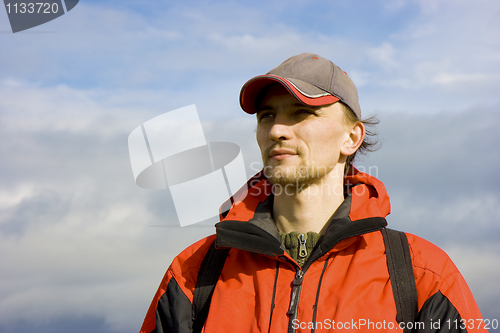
[239,53,361,119]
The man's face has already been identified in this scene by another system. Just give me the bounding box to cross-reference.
[256,84,352,188]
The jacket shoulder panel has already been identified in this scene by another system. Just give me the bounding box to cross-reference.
[406,233,484,325]
[140,235,216,333]
[169,234,217,303]
[141,277,193,333]
[406,233,458,279]
[415,291,467,333]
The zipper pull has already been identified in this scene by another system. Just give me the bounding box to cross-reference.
[287,270,304,316]
[298,233,307,258]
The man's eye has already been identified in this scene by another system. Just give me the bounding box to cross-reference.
[258,112,275,121]
[296,109,314,116]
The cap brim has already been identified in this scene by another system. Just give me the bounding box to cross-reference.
[239,74,340,114]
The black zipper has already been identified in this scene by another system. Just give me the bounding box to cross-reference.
[286,268,304,333]
[285,224,386,333]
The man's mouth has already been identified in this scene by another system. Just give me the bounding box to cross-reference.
[269,148,297,160]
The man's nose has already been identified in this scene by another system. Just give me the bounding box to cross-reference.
[269,120,293,141]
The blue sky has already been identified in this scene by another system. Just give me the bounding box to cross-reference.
[1,0,499,332]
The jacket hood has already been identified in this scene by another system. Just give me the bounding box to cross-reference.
[344,166,391,221]
[219,166,391,223]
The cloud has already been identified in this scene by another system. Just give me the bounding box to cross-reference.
[355,107,500,325]
[0,82,214,330]
[367,42,398,70]
[2,0,499,118]
[0,315,114,333]
[446,244,500,322]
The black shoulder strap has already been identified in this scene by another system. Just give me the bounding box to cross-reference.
[192,241,229,333]
[381,228,419,333]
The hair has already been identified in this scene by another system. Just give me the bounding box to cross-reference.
[340,103,380,174]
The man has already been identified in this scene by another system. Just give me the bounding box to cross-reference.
[140,53,486,332]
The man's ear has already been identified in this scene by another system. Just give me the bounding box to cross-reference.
[341,122,365,156]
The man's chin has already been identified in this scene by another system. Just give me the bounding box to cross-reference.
[263,167,314,187]
[262,163,335,188]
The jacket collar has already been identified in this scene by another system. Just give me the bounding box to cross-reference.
[215,167,389,258]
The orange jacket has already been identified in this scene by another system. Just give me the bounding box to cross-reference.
[140,168,486,333]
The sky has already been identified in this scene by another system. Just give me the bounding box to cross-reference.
[1,0,499,332]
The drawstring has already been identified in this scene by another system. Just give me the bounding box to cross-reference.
[268,261,280,333]
[311,258,330,333]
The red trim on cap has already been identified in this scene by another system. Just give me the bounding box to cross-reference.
[240,75,339,114]
[280,77,339,107]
